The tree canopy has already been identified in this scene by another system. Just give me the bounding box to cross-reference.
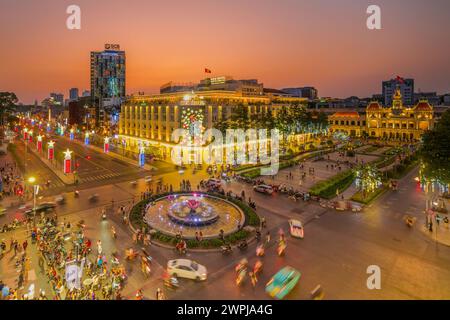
[419,109,450,184]
[0,92,18,128]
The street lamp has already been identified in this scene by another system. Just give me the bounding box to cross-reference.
[28,176,38,223]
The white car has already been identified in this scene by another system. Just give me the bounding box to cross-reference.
[144,176,152,183]
[253,184,274,195]
[206,178,221,188]
[167,259,207,281]
[289,219,304,239]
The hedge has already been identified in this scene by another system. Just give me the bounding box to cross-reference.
[309,169,356,199]
[129,191,259,249]
[351,186,387,204]
[240,148,333,179]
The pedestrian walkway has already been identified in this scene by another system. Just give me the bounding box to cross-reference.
[420,215,450,247]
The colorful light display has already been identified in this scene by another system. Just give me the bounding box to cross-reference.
[37,135,43,152]
[104,137,110,153]
[63,149,72,174]
[47,140,55,160]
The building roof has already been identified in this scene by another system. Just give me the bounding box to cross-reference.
[330,111,361,118]
[414,100,433,111]
[367,101,382,111]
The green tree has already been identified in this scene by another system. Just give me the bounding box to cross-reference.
[0,92,18,125]
[419,109,450,184]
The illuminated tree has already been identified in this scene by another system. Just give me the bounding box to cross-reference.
[356,164,382,196]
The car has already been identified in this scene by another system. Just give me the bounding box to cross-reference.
[144,176,152,183]
[206,178,221,188]
[167,259,207,281]
[265,266,301,300]
[55,195,66,205]
[253,184,274,195]
[25,202,57,216]
[288,219,304,239]
[88,194,99,202]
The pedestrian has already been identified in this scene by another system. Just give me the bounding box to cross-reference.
[22,240,28,251]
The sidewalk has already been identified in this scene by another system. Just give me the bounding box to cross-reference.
[420,218,450,247]
[61,136,156,171]
[0,151,25,208]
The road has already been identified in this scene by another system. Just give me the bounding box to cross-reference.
[2,136,450,299]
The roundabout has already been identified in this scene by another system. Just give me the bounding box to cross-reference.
[129,191,260,249]
[144,193,245,239]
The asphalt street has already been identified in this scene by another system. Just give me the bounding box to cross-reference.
[1,138,450,299]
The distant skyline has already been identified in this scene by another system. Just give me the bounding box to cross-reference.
[1,0,449,104]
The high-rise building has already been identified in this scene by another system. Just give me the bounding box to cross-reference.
[50,93,64,105]
[382,77,414,106]
[90,44,126,124]
[69,88,79,101]
[282,87,318,100]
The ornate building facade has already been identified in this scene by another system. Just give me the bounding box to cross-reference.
[329,89,434,141]
[118,89,308,159]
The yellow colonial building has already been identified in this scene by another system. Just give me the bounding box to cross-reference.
[118,84,308,159]
[329,89,434,141]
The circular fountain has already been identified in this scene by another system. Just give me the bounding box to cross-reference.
[143,193,245,239]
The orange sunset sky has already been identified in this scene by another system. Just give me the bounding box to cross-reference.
[1,0,449,104]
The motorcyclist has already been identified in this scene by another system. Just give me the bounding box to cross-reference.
[156,288,165,300]
[222,242,232,253]
[249,271,257,287]
[236,268,247,286]
[256,243,265,256]
[176,240,187,253]
[135,289,144,300]
[255,229,261,241]
[253,260,263,275]
[238,239,248,249]
[277,237,286,256]
[235,258,248,273]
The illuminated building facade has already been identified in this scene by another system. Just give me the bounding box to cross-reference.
[90,44,126,125]
[118,80,308,160]
[329,88,434,140]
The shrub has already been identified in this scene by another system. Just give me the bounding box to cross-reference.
[309,170,355,199]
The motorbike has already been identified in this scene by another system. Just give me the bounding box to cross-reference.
[88,194,99,202]
[221,245,232,254]
[164,277,179,290]
[237,241,248,251]
[77,220,85,229]
[175,243,187,255]
[256,244,265,257]
[277,240,287,256]
[236,269,247,286]
[253,261,263,275]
